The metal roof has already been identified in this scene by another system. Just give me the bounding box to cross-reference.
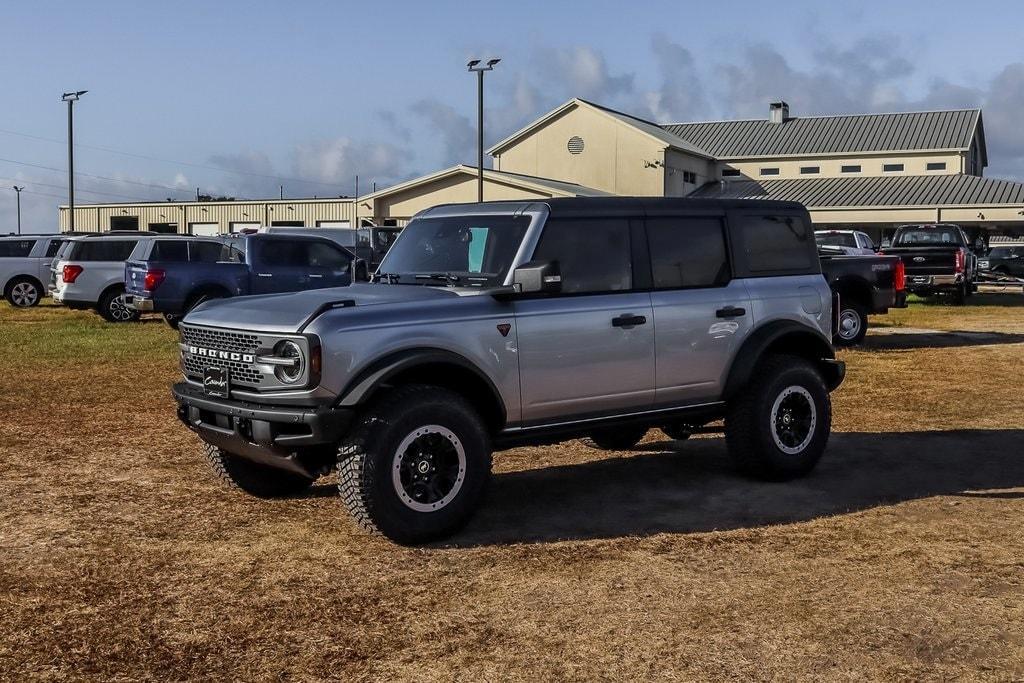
[691,174,1024,208]
[663,109,984,160]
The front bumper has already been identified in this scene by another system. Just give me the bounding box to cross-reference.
[172,382,352,476]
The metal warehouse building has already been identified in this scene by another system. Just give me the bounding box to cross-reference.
[59,98,1024,243]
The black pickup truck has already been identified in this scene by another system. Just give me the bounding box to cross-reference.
[819,248,907,346]
[880,224,979,303]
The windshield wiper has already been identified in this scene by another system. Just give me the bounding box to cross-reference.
[414,272,462,286]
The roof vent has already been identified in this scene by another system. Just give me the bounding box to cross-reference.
[567,136,585,154]
[769,101,790,124]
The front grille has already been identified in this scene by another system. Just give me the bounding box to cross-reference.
[180,325,260,353]
[182,354,263,386]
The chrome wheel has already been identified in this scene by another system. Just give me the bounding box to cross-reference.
[108,294,134,321]
[837,308,862,341]
[770,385,817,455]
[391,425,466,512]
[10,281,40,307]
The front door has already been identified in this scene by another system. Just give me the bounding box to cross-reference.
[514,216,655,423]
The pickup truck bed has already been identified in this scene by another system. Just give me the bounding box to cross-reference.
[819,251,906,346]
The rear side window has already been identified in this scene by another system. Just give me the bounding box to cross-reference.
[533,218,631,293]
[307,241,349,268]
[150,240,189,262]
[45,240,63,258]
[189,241,224,263]
[73,240,138,262]
[258,240,348,268]
[0,240,35,257]
[737,215,813,273]
[647,217,729,288]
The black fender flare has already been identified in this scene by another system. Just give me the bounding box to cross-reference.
[335,348,507,426]
[723,320,843,399]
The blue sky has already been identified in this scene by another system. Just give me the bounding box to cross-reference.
[3,0,1024,232]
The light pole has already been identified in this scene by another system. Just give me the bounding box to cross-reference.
[61,90,87,232]
[467,58,500,202]
[12,186,23,235]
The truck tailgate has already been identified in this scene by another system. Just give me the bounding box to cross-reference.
[125,261,150,297]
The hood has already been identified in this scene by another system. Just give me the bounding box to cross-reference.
[182,283,468,333]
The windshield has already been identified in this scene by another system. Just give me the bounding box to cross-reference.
[815,232,857,248]
[377,214,531,286]
[893,227,963,246]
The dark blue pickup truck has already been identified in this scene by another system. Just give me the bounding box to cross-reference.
[124,234,356,327]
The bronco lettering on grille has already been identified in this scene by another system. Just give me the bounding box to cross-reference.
[188,346,255,364]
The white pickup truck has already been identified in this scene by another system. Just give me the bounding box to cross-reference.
[0,235,66,308]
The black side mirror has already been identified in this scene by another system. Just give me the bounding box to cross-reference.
[512,260,562,294]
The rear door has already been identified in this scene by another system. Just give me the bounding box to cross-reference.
[645,212,752,405]
[514,214,656,423]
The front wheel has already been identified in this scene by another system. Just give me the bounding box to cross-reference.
[833,301,868,347]
[337,385,492,545]
[97,287,140,322]
[725,355,832,481]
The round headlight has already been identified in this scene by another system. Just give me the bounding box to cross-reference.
[273,340,305,384]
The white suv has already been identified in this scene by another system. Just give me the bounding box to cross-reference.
[0,235,66,308]
[51,233,152,322]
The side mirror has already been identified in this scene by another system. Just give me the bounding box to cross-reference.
[512,260,562,294]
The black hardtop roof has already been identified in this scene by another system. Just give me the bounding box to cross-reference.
[425,196,808,219]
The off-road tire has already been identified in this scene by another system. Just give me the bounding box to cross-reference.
[97,286,139,323]
[583,425,648,450]
[337,384,492,545]
[5,276,42,308]
[203,443,314,497]
[834,301,868,347]
[725,354,831,481]
[661,424,693,441]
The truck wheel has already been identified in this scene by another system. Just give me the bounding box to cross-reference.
[952,283,968,305]
[98,286,140,323]
[583,425,648,450]
[725,354,831,481]
[163,314,182,329]
[834,301,868,347]
[660,424,693,441]
[337,385,492,545]
[203,443,314,498]
[5,277,42,308]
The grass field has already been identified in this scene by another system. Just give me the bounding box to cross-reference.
[2,297,1024,680]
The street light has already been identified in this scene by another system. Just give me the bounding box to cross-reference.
[61,90,87,232]
[12,186,23,235]
[467,58,500,202]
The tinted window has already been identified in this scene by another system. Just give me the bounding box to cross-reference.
[893,229,962,246]
[189,241,224,263]
[45,240,63,258]
[258,240,348,268]
[760,167,780,176]
[0,240,35,257]
[307,241,349,268]
[841,165,861,173]
[989,248,1011,258]
[647,217,729,289]
[883,163,904,172]
[150,240,189,262]
[816,232,857,248]
[533,218,631,293]
[927,162,947,171]
[739,215,813,273]
[800,166,820,174]
[72,240,138,261]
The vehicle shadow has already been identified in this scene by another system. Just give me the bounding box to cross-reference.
[863,329,1024,350]
[909,293,1024,307]
[449,429,1024,547]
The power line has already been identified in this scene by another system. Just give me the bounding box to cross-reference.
[0,127,347,188]
[0,174,162,202]
[0,156,194,195]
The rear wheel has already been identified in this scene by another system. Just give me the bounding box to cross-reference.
[163,313,182,329]
[834,301,868,347]
[98,286,139,322]
[203,443,314,498]
[5,277,42,308]
[584,425,648,450]
[725,354,831,481]
[952,282,968,305]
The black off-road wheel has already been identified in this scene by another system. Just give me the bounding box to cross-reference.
[724,354,832,481]
[203,443,315,498]
[5,276,42,308]
[337,385,492,545]
[583,425,648,450]
[834,301,868,347]
[97,286,140,323]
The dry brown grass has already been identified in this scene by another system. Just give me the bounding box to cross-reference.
[2,297,1024,681]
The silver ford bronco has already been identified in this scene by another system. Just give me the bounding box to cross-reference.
[172,198,845,544]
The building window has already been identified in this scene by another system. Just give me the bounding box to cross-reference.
[760,167,780,176]
[800,166,820,175]
[883,163,904,172]
[722,168,741,178]
[841,165,862,173]
[682,170,697,184]
[927,162,947,171]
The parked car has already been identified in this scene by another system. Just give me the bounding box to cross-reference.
[0,235,67,308]
[814,229,876,255]
[172,197,845,545]
[978,244,1024,276]
[124,233,358,328]
[261,225,400,277]
[818,247,906,346]
[51,233,154,322]
[880,223,978,303]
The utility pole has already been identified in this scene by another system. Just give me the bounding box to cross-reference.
[12,186,23,235]
[467,58,500,202]
[279,184,284,200]
[61,90,87,232]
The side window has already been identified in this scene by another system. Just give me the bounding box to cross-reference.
[737,214,813,273]
[306,241,349,268]
[77,240,137,261]
[189,241,224,263]
[45,240,63,258]
[221,245,245,263]
[151,240,189,262]
[533,218,631,294]
[647,217,729,289]
[0,240,35,257]
[258,241,305,267]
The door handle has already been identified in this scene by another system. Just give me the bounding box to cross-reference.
[308,274,323,279]
[612,313,647,327]
[257,273,273,278]
[716,306,746,318]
